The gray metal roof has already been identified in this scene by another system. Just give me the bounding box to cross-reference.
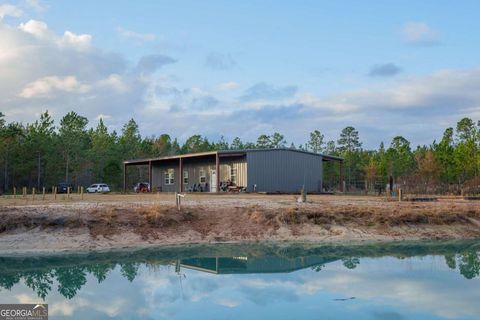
[124,148,343,165]
[220,148,344,162]
[123,151,218,165]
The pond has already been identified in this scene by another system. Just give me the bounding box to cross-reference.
[1,240,480,319]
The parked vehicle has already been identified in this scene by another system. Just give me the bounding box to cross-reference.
[86,183,110,193]
[134,182,150,193]
[57,182,74,194]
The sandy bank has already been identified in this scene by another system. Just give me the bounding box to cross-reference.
[1,194,480,254]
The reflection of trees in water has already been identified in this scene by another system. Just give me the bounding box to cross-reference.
[311,257,360,272]
[444,252,480,279]
[0,272,21,291]
[120,263,139,282]
[342,257,360,269]
[56,267,87,299]
[310,252,480,279]
[312,264,325,272]
[86,263,116,283]
[1,243,480,300]
[24,271,54,300]
[0,264,130,301]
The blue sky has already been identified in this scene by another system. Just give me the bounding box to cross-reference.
[1,0,480,148]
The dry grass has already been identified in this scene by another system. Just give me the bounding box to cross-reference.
[248,205,278,226]
[0,204,197,241]
[2,194,480,248]
[0,210,84,233]
[86,205,197,239]
[246,203,480,231]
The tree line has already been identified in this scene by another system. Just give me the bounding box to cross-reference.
[0,110,479,193]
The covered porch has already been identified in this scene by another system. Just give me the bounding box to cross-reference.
[123,151,247,193]
[321,154,345,193]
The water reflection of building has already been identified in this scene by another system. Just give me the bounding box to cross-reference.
[177,255,336,274]
[1,242,479,300]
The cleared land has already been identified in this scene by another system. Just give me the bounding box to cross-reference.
[1,193,480,254]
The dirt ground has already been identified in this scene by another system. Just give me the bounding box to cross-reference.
[1,193,480,254]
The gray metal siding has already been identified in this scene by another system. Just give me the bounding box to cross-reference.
[152,163,179,192]
[246,149,323,193]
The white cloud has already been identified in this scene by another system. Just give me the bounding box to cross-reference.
[299,263,480,319]
[218,81,240,91]
[117,26,156,42]
[214,298,241,308]
[19,75,90,98]
[18,20,92,49]
[190,86,208,96]
[0,4,22,20]
[402,22,440,45]
[0,17,146,126]
[140,66,480,147]
[24,0,47,12]
[303,68,480,113]
[95,113,112,121]
[97,74,129,93]
[18,19,48,38]
[14,293,38,304]
[60,30,91,49]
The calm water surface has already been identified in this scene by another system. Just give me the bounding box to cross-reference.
[1,241,480,319]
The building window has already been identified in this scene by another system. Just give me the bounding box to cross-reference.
[230,167,237,184]
[199,169,206,183]
[183,170,189,184]
[164,169,174,185]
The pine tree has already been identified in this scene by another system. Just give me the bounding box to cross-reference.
[308,130,325,153]
[270,132,286,148]
[337,127,362,189]
[59,112,89,184]
[256,134,271,148]
[231,137,244,150]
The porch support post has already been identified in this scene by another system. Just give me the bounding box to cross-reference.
[339,161,345,193]
[123,163,127,193]
[179,158,183,192]
[148,161,152,191]
[215,153,220,193]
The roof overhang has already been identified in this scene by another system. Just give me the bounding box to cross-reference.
[124,151,218,165]
[321,154,344,162]
[124,148,342,165]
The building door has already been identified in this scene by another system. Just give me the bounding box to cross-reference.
[210,169,217,192]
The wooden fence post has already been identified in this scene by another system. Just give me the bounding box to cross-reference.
[32,187,35,201]
[13,187,16,199]
[81,186,84,200]
[42,187,45,200]
[67,187,70,199]
[54,186,57,200]
[398,188,402,202]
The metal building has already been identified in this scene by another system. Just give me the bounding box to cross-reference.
[123,148,343,193]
